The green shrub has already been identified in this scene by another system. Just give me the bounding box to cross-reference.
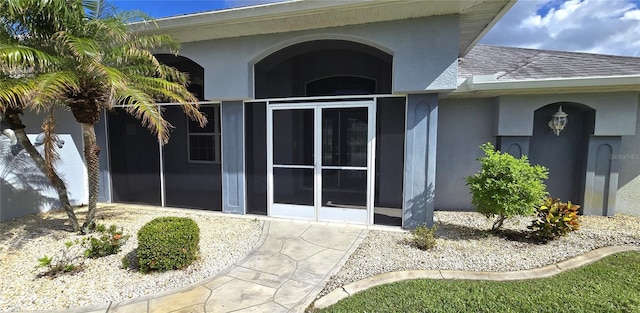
[529,197,580,242]
[466,143,548,231]
[83,224,129,258]
[36,241,84,277]
[137,217,200,273]
[410,224,437,250]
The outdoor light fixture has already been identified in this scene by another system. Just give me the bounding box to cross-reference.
[548,106,568,136]
[2,129,17,145]
[0,114,18,145]
[34,133,65,148]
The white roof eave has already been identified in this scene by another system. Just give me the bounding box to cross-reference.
[131,0,513,57]
[453,75,640,95]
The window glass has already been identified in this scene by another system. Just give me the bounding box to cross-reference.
[188,104,220,163]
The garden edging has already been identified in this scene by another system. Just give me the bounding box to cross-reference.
[312,245,640,309]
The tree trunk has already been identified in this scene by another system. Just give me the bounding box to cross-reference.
[80,122,100,232]
[492,214,506,232]
[4,111,80,232]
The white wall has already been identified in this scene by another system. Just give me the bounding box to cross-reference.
[0,109,87,221]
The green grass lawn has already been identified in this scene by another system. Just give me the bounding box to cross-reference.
[316,251,640,313]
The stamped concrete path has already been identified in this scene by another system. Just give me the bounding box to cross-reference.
[84,220,369,313]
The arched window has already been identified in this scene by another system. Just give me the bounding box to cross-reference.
[306,76,376,96]
[255,40,392,98]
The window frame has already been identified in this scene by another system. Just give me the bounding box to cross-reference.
[187,104,221,164]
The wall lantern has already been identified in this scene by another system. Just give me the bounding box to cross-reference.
[0,114,18,145]
[548,105,568,136]
[2,129,17,145]
[35,132,65,148]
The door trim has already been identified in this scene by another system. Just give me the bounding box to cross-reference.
[266,100,376,224]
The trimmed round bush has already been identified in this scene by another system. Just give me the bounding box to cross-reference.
[137,217,200,273]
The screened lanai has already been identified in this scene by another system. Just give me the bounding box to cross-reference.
[107,55,223,211]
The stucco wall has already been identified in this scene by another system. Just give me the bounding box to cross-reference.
[497,93,638,136]
[617,99,640,216]
[0,109,87,221]
[435,98,496,210]
[176,15,460,100]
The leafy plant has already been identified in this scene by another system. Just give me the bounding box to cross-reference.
[529,197,581,242]
[82,224,129,258]
[121,256,131,269]
[36,241,84,277]
[137,217,200,273]
[37,255,53,268]
[466,143,548,231]
[410,224,437,250]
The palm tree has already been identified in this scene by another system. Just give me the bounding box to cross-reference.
[0,0,206,232]
[1,107,81,231]
[1,1,88,231]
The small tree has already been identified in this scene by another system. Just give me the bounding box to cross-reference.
[465,143,548,231]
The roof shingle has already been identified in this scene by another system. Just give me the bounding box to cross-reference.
[459,45,640,81]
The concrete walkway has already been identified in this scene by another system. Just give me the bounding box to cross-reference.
[94,220,368,313]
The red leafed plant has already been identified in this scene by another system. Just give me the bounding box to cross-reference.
[529,197,580,242]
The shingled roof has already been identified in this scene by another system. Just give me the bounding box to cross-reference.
[459,45,640,81]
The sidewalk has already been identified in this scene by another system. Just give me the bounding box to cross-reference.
[91,220,368,313]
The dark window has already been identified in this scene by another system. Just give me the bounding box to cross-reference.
[188,104,220,163]
[306,76,376,96]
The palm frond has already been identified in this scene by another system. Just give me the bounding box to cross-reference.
[132,34,180,54]
[106,44,160,69]
[83,0,116,20]
[114,9,152,24]
[116,88,170,144]
[0,44,64,72]
[0,77,35,108]
[29,71,80,109]
[53,31,101,63]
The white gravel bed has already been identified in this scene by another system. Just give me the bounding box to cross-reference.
[0,205,264,312]
[322,211,640,295]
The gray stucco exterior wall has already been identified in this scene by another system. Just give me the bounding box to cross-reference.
[176,15,460,100]
[496,136,530,158]
[617,99,640,216]
[96,110,111,203]
[221,100,245,214]
[583,137,621,216]
[403,94,438,228]
[435,98,496,211]
[497,93,638,136]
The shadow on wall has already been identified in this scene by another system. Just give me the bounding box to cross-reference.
[403,183,434,229]
[0,138,59,222]
[618,103,640,189]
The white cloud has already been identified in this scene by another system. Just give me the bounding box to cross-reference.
[482,0,640,56]
[622,9,640,20]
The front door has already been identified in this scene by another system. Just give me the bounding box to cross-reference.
[267,101,374,224]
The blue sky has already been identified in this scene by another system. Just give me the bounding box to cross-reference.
[110,0,640,57]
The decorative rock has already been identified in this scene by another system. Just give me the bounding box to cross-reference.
[0,205,263,312]
[320,211,640,296]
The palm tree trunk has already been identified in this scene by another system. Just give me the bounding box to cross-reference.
[80,122,100,232]
[4,111,80,232]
